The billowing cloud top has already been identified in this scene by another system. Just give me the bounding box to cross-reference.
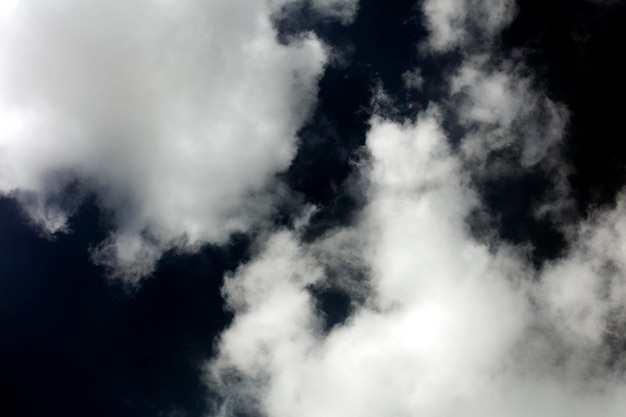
[0,0,357,282]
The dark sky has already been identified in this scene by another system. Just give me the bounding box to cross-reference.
[2,1,626,416]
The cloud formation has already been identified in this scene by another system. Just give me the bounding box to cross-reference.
[0,0,357,282]
[451,56,568,168]
[4,0,626,415]
[209,110,526,416]
[421,0,516,52]
[206,1,626,416]
[208,107,626,417]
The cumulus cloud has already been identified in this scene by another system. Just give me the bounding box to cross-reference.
[205,1,626,416]
[421,0,516,52]
[450,56,569,169]
[208,107,626,417]
[5,0,625,414]
[209,116,481,417]
[0,0,357,283]
[539,196,626,347]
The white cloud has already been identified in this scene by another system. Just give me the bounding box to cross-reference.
[0,0,357,283]
[450,56,569,169]
[5,0,626,414]
[207,111,522,416]
[208,107,626,417]
[421,0,516,52]
[205,1,626,415]
[539,195,626,346]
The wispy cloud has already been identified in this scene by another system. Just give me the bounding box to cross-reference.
[421,0,515,52]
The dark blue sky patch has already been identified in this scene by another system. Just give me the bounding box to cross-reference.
[470,166,567,266]
[0,198,247,417]
[309,285,353,332]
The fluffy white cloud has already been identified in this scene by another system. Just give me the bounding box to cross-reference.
[208,107,626,417]
[539,196,626,346]
[421,0,516,52]
[206,1,626,413]
[0,0,357,283]
[211,110,519,417]
[451,56,569,169]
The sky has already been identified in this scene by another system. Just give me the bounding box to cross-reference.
[1,0,626,416]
